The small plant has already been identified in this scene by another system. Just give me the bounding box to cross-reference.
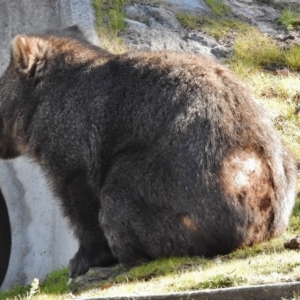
[93,0,128,36]
[177,13,204,31]
[177,13,250,40]
[39,268,69,294]
[93,0,129,53]
[27,278,39,300]
[204,0,231,16]
[285,44,300,71]
[230,28,284,69]
[187,274,245,290]
[279,8,300,30]
[0,285,30,300]
[201,18,251,39]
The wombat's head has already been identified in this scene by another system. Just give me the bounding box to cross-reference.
[0,25,102,159]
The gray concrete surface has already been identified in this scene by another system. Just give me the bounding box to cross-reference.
[0,0,98,291]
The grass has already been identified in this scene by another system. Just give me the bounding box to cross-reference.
[279,8,300,30]
[228,27,300,160]
[0,269,69,300]
[92,0,166,53]
[177,13,251,40]
[204,0,231,16]
[93,0,128,36]
[93,0,129,53]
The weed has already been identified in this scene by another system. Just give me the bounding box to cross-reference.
[230,28,284,69]
[0,269,68,300]
[279,9,300,30]
[39,269,69,294]
[0,285,30,300]
[114,257,207,283]
[204,0,231,16]
[185,274,245,290]
[177,13,250,40]
[93,0,129,52]
[201,18,251,39]
[285,44,300,71]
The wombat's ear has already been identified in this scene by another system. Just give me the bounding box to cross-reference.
[12,35,45,79]
[63,25,84,36]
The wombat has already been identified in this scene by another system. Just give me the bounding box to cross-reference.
[0,26,297,278]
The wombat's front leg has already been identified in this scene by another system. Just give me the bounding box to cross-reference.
[69,237,115,278]
[57,171,116,278]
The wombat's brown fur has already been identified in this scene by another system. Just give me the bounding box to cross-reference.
[0,26,297,278]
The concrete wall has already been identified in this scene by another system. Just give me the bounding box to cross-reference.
[0,0,99,291]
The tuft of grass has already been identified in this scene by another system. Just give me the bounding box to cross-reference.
[204,0,231,16]
[201,18,251,39]
[93,0,128,36]
[0,269,68,300]
[279,8,300,30]
[0,285,30,300]
[285,44,300,71]
[177,13,251,40]
[228,28,300,160]
[39,268,69,294]
[176,13,203,31]
[178,274,246,291]
[289,198,300,233]
[93,0,129,53]
[230,28,284,69]
[114,257,206,283]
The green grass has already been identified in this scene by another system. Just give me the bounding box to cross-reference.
[230,29,284,69]
[279,8,300,30]
[204,0,231,16]
[92,0,129,53]
[177,13,250,40]
[38,269,69,294]
[93,0,128,36]
[227,27,300,160]
[0,269,68,300]
[0,285,30,300]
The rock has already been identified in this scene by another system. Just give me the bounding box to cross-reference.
[69,266,125,293]
[187,31,219,48]
[125,4,183,30]
[164,0,210,13]
[124,18,148,29]
[123,0,299,61]
[123,4,228,60]
[284,236,300,250]
[211,45,233,59]
[124,24,217,58]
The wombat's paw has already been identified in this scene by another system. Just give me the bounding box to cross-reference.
[69,247,91,278]
[69,246,117,279]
